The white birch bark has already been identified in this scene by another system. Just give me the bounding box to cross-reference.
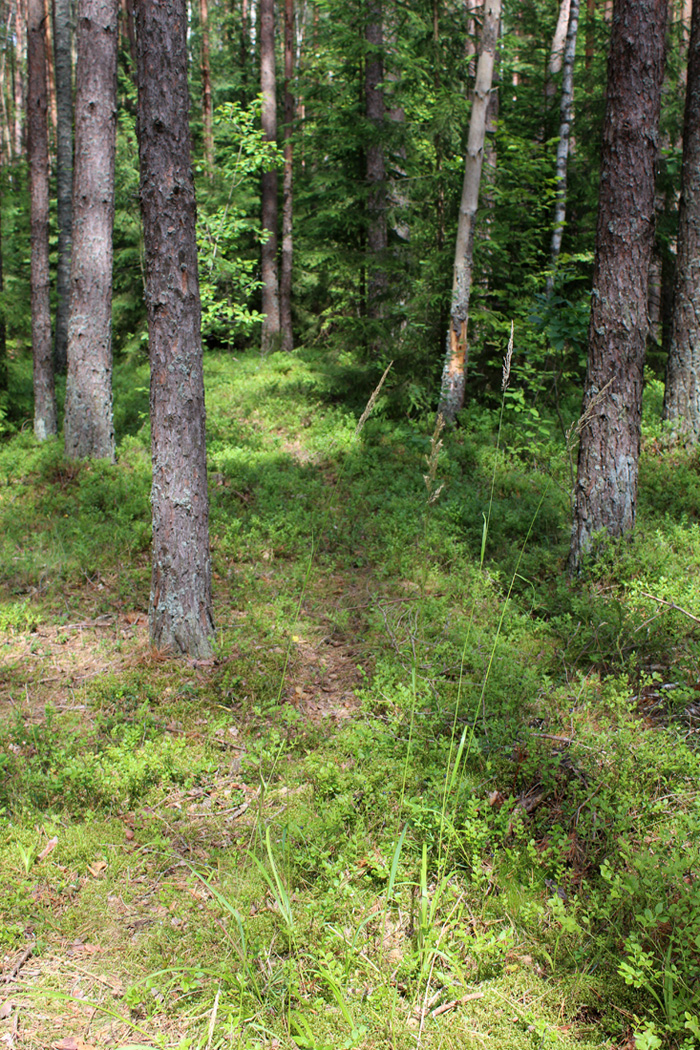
[438,0,501,422]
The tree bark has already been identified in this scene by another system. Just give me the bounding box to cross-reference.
[52,0,73,373]
[64,0,118,461]
[0,174,7,392]
[279,0,294,352]
[546,0,571,99]
[135,0,215,659]
[438,0,501,423]
[663,0,700,443]
[199,0,214,174]
[569,0,667,574]
[547,0,580,293]
[42,0,56,140]
[27,0,57,439]
[13,0,25,157]
[365,0,387,337]
[260,0,280,354]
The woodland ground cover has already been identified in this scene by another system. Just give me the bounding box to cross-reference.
[0,350,699,1049]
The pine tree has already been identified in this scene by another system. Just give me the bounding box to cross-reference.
[135,0,215,658]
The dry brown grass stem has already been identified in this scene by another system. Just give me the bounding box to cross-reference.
[354,360,394,437]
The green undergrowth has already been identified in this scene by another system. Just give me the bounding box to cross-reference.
[1,351,699,1048]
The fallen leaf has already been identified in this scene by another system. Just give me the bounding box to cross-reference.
[0,1002,12,1020]
[87,860,107,877]
[125,828,135,841]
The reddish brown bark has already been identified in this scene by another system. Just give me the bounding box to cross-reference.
[27,0,56,439]
[135,0,215,658]
[569,0,667,572]
[64,0,118,461]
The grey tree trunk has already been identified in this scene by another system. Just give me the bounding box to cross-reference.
[547,0,580,294]
[64,0,118,461]
[52,0,73,374]
[546,0,571,98]
[568,0,667,574]
[135,0,215,659]
[663,0,700,443]
[365,0,387,338]
[438,0,501,423]
[13,0,25,158]
[260,0,280,354]
[279,0,294,353]
[28,0,57,439]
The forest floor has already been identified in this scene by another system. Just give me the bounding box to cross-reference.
[1,351,699,1050]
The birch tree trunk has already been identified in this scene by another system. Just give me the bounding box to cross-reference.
[438,0,501,423]
[568,0,667,574]
[28,0,56,439]
[64,0,118,461]
[52,0,73,373]
[199,0,214,175]
[260,0,280,354]
[663,0,700,443]
[547,0,579,294]
[280,0,294,352]
[546,0,571,99]
[135,0,215,659]
[13,0,25,157]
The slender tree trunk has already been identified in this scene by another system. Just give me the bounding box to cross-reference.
[260,0,280,354]
[279,0,293,352]
[135,0,215,659]
[199,0,214,174]
[64,0,118,461]
[27,0,56,439]
[663,0,700,443]
[546,0,571,99]
[121,0,137,80]
[569,0,667,574]
[53,0,73,373]
[438,0,501,422]
[42,0,56,139]
[365,0,387,337]
[13,0,25,157]
[585,0,595,69]
[547,0,580,294]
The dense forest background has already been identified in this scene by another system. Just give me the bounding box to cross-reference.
[1,2,700,1049]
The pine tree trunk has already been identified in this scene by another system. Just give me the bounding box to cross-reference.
[569,0,667,574]
[279,0,294,352]
[135,0,215,659]
[53,0,73,373]
[42,0,56,140]
[199,0,214,174]
[547,0,579,294]
[365,0,387,337]
[64,0,117,461]
[27,0,57,439]
[663,0,700,443]
[438,0,501,423]
[260,0,280,354]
